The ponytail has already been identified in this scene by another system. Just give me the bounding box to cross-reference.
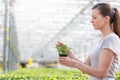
[113,8,120,38]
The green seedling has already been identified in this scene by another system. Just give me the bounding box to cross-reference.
[55,44,71,57]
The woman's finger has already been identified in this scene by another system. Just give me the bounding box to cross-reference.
[58,57,66,61]
[58,58,68,65]
[57,41,64,46]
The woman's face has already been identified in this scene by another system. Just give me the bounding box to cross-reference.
[90,9,106,30]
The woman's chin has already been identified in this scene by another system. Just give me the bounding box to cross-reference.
[93,27,99,30]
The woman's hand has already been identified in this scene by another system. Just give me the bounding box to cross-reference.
[58,57,78,68]
[56,41,64,46]
[56,41,79,61]
[56,41,71,56]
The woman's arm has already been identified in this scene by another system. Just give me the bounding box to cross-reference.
[84,56,91,66]
[76,48,114,78]
[66,50,81,61]
[67,49,91,66]
[58,48,115,79]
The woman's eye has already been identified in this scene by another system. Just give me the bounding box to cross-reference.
[93,17,96,19]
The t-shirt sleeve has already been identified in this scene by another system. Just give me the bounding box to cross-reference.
[101,37,120,55]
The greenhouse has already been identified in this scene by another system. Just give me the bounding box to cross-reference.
[0,0,120,79]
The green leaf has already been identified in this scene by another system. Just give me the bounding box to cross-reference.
[55,44,71,54]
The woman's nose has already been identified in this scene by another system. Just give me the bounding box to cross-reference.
[90,19,93,23]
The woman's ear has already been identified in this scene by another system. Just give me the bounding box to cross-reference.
[104,16,110,23]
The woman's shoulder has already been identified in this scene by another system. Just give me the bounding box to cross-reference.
[101,32,120,49]
[101,33,120,55]
[104,33,120,41]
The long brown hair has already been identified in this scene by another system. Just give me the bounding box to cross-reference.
[92,3,120,38]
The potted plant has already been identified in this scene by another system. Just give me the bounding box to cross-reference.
[55,44,71,57]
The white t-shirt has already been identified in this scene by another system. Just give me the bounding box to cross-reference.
[89,33,120,80]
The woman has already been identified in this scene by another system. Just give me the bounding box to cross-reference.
[57,3,120,80]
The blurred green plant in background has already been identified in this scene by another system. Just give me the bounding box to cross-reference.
[0,68,120,80]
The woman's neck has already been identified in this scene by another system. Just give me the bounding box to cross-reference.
[100,25,113,38]
[100,25,113,37]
